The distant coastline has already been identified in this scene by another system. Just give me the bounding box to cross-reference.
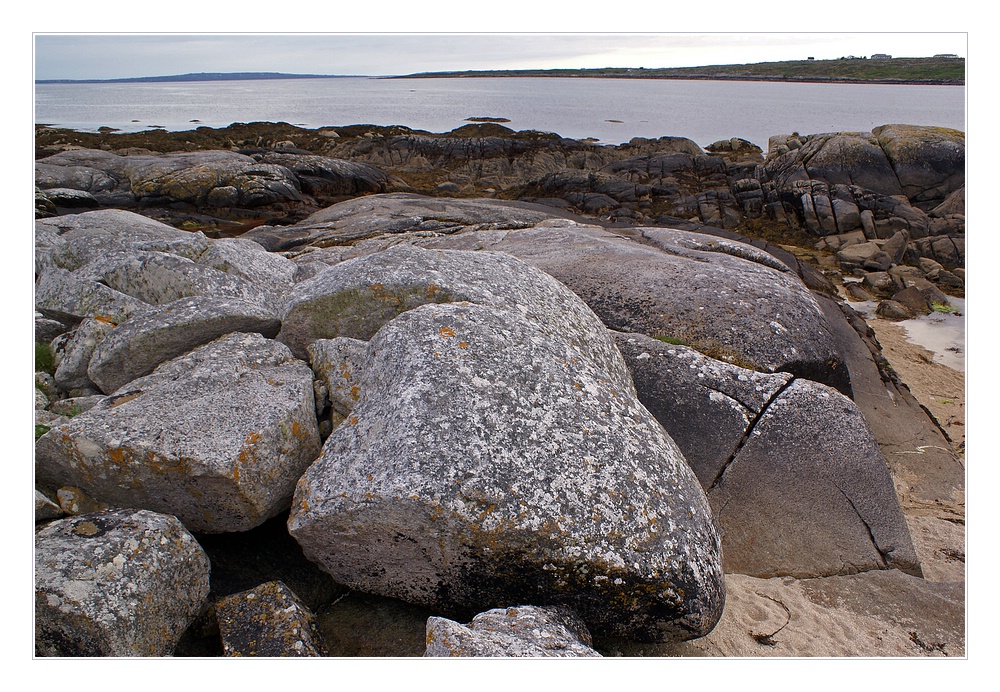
[34,72,361,84]
[35,56,965,87]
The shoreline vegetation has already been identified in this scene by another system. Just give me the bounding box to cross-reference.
[35,56,965,87]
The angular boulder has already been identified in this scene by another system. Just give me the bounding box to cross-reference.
[36,333,321,533]
[35,509,210,656]
[87,295,281,394]
[425,606,601,657]
[289,275,724,642]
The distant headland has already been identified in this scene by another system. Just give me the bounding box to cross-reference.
[34,72,357,84]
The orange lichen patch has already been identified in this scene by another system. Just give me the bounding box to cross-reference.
[349,385,361,400]
[347,415,359,426]
[458,342,469,349]
[107,447,128,466]
[426,283,441,298]
[92,314,116,324]
[237,431,262,468]
[291,421,302,437]
[439,327,456,338]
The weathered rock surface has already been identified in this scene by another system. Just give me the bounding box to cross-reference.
[288,248,725,642]
[53,318,116,392]
[278,242,631,386]
[425,605,601,657]
[35,509,210,656]
[216,581,325,657]
[613,332,793,489]
[36,333,321,533]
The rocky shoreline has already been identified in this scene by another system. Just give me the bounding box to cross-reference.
[33,121,965,657]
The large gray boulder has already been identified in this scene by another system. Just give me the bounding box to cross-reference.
[35,509,210,656]
[613,332,792,489]
[423,218,849,394]
[709,378,921,578]
[87,295,281,394]
[36,333,321,533]
[614,331,920,580]
[425,606,601,657]
[873,124,965,210]
[35,149,306,208]
[287,248,724,642]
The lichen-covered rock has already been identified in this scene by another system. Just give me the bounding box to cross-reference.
[289,300,725,642]
[35,509,210,656]
[87,295,281,394]
[216,581,325,657]
[35,333,321,533]
[35,266,150,326]
[278,244,630,387]
[873,125,965,210]
[243,192,564,251]
[709,379,921,579]
[35,209,196,274]
[425,606,601,657]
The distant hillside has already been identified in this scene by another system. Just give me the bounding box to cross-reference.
[396,57,965,85]
[35,72,356,84]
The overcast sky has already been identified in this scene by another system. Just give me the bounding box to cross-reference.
[33,33,969,81]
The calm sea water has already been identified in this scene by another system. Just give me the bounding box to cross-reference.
[34,77,965,150]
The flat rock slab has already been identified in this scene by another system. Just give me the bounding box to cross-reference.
[36,333,321,533]
[35,509,210,656]
[243,192,572,251]
[216,581,325,657]
[425,606,601,657]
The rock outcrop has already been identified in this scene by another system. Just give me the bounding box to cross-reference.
[32,122,964,657]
